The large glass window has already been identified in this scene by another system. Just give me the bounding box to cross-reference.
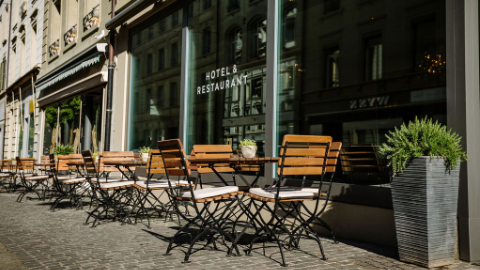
[42,92,101,155]
[276,0,447,186]
[128,11,182,151]
[186,0,267,159]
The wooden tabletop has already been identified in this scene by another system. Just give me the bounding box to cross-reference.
[103,160,147,166]
[189,157,280,165]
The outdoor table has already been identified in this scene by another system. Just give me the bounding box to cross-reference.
[103,159,147,182]
[189,157,280,187]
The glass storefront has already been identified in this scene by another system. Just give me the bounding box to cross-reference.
[126,0,447,186]
[276,0,446,185]
[17,87,35,158]
[186,0,268,156]
[128,11,182,151]
[42,90,103,155]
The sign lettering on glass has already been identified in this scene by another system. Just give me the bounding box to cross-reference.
[197,65,248,95]
[349,96,390,109]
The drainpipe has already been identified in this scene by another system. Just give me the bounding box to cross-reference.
[4,0,12,159]
[104,0,116,151]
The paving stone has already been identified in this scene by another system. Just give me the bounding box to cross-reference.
[0,192,479,270]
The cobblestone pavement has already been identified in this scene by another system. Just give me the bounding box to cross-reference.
[0,193,479,270]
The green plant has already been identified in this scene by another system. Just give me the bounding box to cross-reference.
[92,152,99,159]
[378,117,467,176]
[53,144,75,155]
[239,139,256,148]
[139,146,151,154]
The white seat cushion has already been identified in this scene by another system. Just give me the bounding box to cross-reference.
[91,178,122,183]
[60,178,87,184]
[169,179,193,186]
[25,175,49,181]
[0,173,10,177]
[180,186,239,199]
[249,187,314,199]
[135,180,171,189]
[57,176,75,180]
[300,188,324,194]
[98,181,135,189]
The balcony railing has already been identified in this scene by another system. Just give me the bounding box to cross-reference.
[64,25,77,46]
[83,5,100,32]
[49,39,60,57]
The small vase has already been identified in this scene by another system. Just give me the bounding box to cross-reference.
[241,145,257,158]
[141,153,149,162]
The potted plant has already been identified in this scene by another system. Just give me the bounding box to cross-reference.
[12,158,16,166]
[239,139,257,158]
[53,144,74,159]
[139,146,151,162]
[379,117,467,268]
[92,152,100,163]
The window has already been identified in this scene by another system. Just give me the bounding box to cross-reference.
[203,0,212,10]
[325,47,340,88]
[202,28,211,55]
[249,19,267,60]
[148,25,154,39]
[170,82,178,107]
[172,11,179,26]
[171,43,178,66]
[128,11,181,151]
[227,0,239,13]
[146,53,153,74]
[158,48,165,70]
[0,58,5,90]
[365,36,383,81]
[157,86,164,109]
[159,19,166,32]
[49,0,61,57]
[227,28,242,65]
[284,8,296,49]
[276,0,447,187]
[188,4,194,19]
[323,0,340,14]
[145,89,151,112]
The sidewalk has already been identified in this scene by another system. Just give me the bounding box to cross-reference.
[0,192,478,270]
[0,240,28,270]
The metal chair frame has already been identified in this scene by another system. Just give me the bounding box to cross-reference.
[157,139,242,263]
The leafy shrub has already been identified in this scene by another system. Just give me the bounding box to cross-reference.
[239,139,256,148]
[53,144,75,155]
[378,117,467,175]
[139,146,151,154]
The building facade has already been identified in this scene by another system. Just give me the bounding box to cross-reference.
[0,0,478,263]
[1,0,44,159]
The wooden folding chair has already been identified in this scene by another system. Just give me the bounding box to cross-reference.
[193,145,237,188]
[97,151,135,182]
[0,160,13,191]
[15,157,49,202]
[159,139,242,263]
[244,135,342,266]
[49,154,88,211]
[82,150,135,227]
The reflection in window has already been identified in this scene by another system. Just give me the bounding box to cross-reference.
[148,25,154,39]
[159,19,165,32]
[147,53,153,74]
[326,47,340,88]
[202,27,211,55]
[172,11,179,26]
[158,48,165,70]
[228,28,242,65]
[170,82,178,107]
[157,86,164,108]
[227,0,239,13]
[284,8,296,49]
[323,0,340,14]
[145,89,152,112]
[203,0,211,10]
[365,37,382,81]
[250,19,267,60]
[171,43,178,66]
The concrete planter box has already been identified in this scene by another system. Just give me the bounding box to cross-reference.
[391,156,459,268]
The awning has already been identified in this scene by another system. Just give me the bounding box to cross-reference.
[35,43,107,92]
[105,0,175,30]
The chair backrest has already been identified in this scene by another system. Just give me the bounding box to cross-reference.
[193,145,234,174]
[16,157,35,171]
[156,139,190,178]
[56,156,71,172]
[81,150,99,177]
[68,154,84,172]
[146,149,166,176]
[278,135,341,177]
[0,159,12,171]
[99,151,135,172]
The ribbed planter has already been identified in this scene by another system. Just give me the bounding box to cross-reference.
[391,157,459,268]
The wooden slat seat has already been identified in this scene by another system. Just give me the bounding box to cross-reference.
[98,181,135,191]
[193,145,235,174]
